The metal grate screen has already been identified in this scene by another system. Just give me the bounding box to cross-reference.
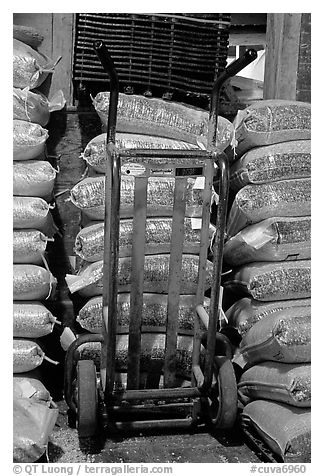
[73,13,231,104]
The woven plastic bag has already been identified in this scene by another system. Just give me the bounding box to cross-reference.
[66,255,213,297]
[227,178,311,238]
[13,264,57,301]
[77,293,210,333]
[13,120,48,161]
[13,38,56,90]
[223,260,311,302]
[238,307,311,365]
[13,196,57,236]
[13,301,58,338]
[13,339,45,373]
[242,400,311,462]
[82,132,201,174]
[77,333,194,377]
[13,160,57,200]
[13,375,53,405]
[224,216,311,265]
[225,297,311,338]
[229,139,311,192]
[13,24,44,49]
[13,339,59,375]
[13,397,58,463]
[92,91,234,149]
[74,218,214,262]
[70,175,206,220]
[13,88,66,126]
[238,362,311,408]
[13,229,53,264]
[231,99,311,158]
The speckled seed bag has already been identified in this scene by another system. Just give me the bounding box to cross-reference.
[224,216,311,265]
[13,196,57,237]
[13,120,49,161]
[229,140,311,192]
[13,339,45,373]
[82,132,201,173]
[242,401,311,463]
[225,297,311,337]
[223,260,311,302]
[92,91,234,149]
[232,99,311,158]
[13,301,56,338]
[13,38,56,90]
[77,333,194,377]
[13,88,65,126]
[13,160,57,200]
[238,362,311,408]
[226,178,311,238]
[74,218,213,262]
[13,264,57,301]
[13,24,44,49]
[66,255,213,297]
[77,293,210,333]
[70,175,205,220]
[13,229,51,264]
[238,306,311,364]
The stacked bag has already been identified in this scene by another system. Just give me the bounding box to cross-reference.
[65,91,234,388]
[222,100,311,463]
[13,25,65,462]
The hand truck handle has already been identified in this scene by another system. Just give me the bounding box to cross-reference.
[93,40,119,144]
[224,48,258,79]
[209,48,257,149]
[203,49,257,389]
[93,40,121,395]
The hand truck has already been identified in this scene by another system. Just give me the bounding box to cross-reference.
[64,41,257,438]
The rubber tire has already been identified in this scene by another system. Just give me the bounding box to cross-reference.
[77,360,98,438]
[208,355,238,429]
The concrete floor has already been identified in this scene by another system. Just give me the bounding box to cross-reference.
[48,401,262,464]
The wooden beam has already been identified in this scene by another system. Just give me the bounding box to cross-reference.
[263,13,302,100]
[296,13,311,103]
[51,14,75,104]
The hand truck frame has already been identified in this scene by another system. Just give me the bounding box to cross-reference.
[64,41,257,438]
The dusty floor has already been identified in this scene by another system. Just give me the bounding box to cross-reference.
[48,400,262,464]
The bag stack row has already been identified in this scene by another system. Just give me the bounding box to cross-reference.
[222,99,311,463]
[65,92,234,388]
[13,28,65,463]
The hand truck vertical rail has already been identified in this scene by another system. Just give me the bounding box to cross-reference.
[64,40,257,438]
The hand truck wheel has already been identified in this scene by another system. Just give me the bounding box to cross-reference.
[205,355,238,430]
[76,360,98,437]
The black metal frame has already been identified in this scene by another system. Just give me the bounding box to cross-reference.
[64,41,257,431]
